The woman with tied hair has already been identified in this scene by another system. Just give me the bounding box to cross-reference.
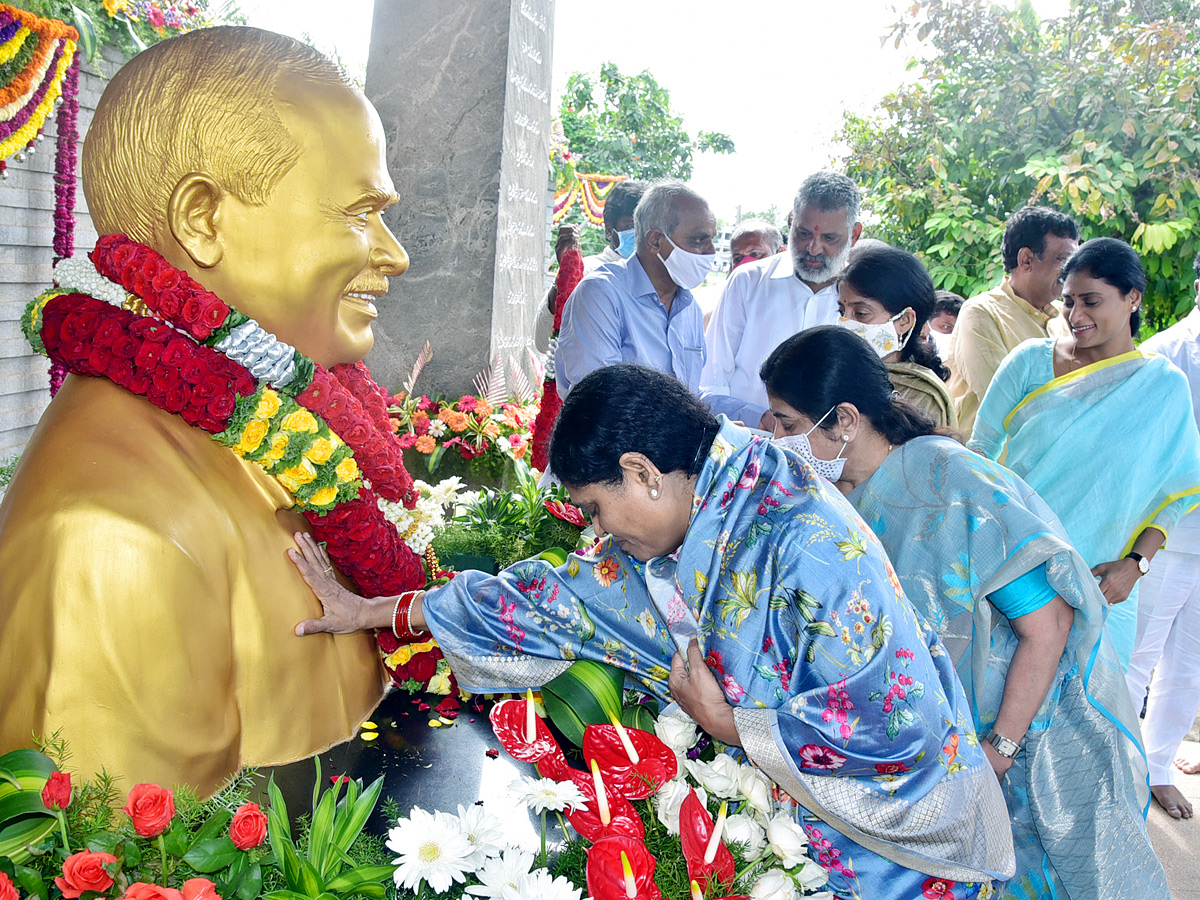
[835,246,958,429]
[291,364,1014,899]
[760,325,1166,900]
[971,237,1200,668]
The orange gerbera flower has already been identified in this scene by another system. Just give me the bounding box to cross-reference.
[414,435,437,454]
[593,557,621,587]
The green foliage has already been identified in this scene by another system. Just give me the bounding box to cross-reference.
[0,455,16,492]
[541,660,625,748]
[838,0,1200,332]
[431,461,586,571]
[555,62,735,251]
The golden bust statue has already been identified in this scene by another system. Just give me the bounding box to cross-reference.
[0,27,408,796]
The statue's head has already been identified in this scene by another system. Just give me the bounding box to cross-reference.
[82,26,408,368]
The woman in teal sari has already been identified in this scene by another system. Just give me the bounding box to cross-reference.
[970,237,1200,668]
[760,325,1165,900]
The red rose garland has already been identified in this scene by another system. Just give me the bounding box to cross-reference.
[29,236,429,669]
[530,247,584,472]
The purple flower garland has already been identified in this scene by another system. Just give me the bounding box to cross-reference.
[48,52,79,396]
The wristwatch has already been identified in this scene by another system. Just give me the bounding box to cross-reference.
[1126,552,1151,576]
[986,730,1020,759]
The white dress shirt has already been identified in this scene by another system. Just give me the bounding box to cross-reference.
[700,252,840,421]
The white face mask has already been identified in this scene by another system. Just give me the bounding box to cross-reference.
[837,308,913,359]
[658,233,716,290]
[928,329,953,358]
[772,406,847,482]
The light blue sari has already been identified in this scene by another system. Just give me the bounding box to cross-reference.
[970,339,1200,666]
[849,436,1166,900]
[423,419,1014,900]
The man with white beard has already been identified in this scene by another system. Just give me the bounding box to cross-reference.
[701,171,861,428]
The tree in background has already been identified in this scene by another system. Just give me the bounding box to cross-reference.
[839,0,1200,331]
[555,62,733,256]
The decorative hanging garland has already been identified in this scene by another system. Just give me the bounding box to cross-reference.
[529,246,583,472]
[552,172,626,225]
[0,4,82,396]
[24,234,427,607]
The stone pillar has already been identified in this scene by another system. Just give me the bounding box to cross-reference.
[364,1,555,398]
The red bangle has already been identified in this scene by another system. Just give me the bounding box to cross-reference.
[392,590,426,640]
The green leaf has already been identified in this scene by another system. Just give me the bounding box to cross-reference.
[85,831,123,855]
[70,5,98,63]
[15,864,47,900]
[297,859,324,899]
[307,784,338,877]
[182,837,242,873]
[190,809,233,847]
[542,660,624,747]
[236,863,263,900]
[324,866,396,892]
[162,818,189,857]
[330,776,383,860]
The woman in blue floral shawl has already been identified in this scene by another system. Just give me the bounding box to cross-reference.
[760,326,1166,900]
[291,364,1013,900]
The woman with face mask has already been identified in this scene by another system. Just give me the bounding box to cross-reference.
[760,326,1166,900]
[836,246,958,429]
[290,364,1016,900]
[971,238,1200,670]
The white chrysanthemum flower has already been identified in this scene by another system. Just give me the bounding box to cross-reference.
[686,754,742,799]
[508,776,587,814]
[501,867,581,900]
[737,765,773,819]
[454,803,505,869]
[465,848,535,899]
[427,418,448,438]
[387,807,473,893]
[766,815,811,869]
[724,812,767,861]
[654,779,707,835]
[749,868,797,900]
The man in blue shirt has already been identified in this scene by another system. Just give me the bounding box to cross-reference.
[556,182,716,401]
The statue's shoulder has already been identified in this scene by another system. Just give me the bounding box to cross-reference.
[3,376,274,541]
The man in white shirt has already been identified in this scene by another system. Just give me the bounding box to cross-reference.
[701,171,862,427]
[1126,250,1200,818]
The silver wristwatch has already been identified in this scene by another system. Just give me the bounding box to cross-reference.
[1126,552,1150,576]
[986,730,1020,759]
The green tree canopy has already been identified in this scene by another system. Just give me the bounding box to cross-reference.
[554,62,734,256]
[838,0,1200,332]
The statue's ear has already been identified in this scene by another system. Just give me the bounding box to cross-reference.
[167,173,224,268]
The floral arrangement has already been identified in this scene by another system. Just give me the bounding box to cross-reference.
[0,744,394,900]
[99,0,204,39]
[381,698,832,900]
[0,5,78,168]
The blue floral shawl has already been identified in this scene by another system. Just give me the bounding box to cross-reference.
[423,420,1014,900]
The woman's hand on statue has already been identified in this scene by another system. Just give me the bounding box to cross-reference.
[669,639,740,747]
[982,741,1014,782]
[289,532,394,635]
[1091,557,1140,605]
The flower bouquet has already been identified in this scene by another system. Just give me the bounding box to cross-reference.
[380,698,833,900]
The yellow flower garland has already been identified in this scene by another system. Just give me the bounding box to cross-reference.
[0,39,75,160]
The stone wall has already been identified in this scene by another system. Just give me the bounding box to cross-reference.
[0,46,122,459]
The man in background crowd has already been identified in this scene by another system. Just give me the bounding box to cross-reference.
[924,289,964,358]
[555,181,715,398]
[947,206,1078,433]
[535,180,649,353]
[729,218,783,270]
[1125,249,1200,819]
[701,171,862,427]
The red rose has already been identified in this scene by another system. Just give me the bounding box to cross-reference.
[163,383,189,414]
[207,393,236,421]
[151,268,181,293]
[342,420,371,444]
[42,771,72,811]
[161,337,193,367]
[88,346,113,372]
[180,297,204,326]
[122,783,175,837]
[55,850,117,898]
[122,884,184,900]
[157,290,182,319]
[135,341,163,369]
[0,871,17,900]
[128,372,152,394]
[180,358,209,385]
[200,301,227,331]
[229,803,268,850]
[407,651,439,683]
[112,335,141,360]
[181,880,221,900]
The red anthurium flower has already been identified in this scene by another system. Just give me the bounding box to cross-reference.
[679,790,735,894]
[587,836,662,900]
[583,723,677,800]
[544,499,587,527]
[489,698,564,764]
[559,766,645,842]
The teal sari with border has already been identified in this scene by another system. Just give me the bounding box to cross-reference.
[850,435,1166,900]
[970,339,1200,667]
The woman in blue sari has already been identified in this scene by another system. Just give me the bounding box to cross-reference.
[971,237,1200,669]
[290,365,1013,900]
[760,326,1165,900]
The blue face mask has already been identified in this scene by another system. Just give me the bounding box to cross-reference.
[616,228,636,259]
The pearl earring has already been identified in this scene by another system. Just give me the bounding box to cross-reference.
[650,488,659,499]
[842,435,849,443]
